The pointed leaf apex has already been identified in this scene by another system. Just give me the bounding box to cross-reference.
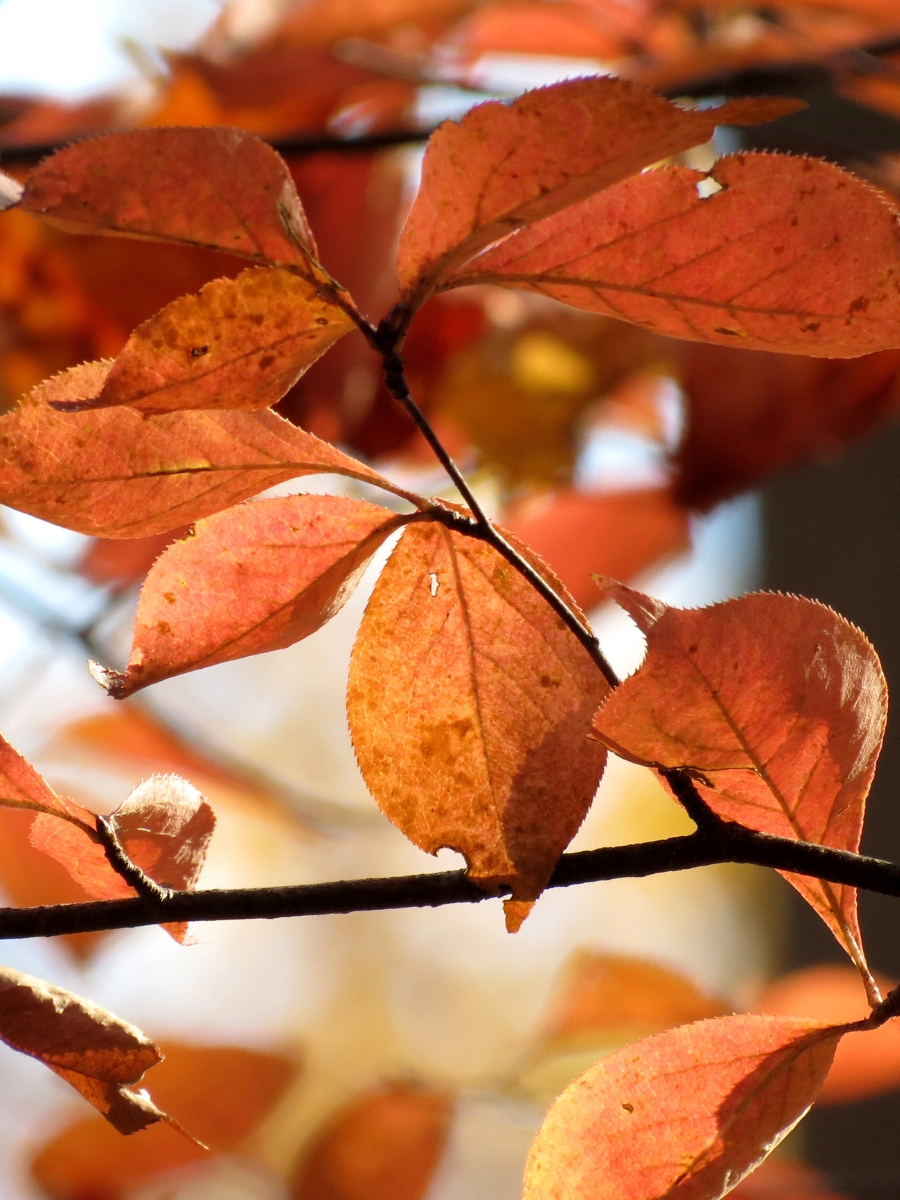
[593,576,667,633]
[88,660,127,698]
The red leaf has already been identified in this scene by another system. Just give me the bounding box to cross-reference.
[21,126,318,270]
[56,267,354,414]
[398,77,800,304]
[455,153,900,357]
[105,494,415,696]
[591,584,887,987]
[347,519,608,923]
[0,966,173,1135]
[522,1014,842,1200]
[0,732,94,830]
[31,775,215,943]
[0,397,421,537]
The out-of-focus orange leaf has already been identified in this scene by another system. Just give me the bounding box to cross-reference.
[80,527,191,590]
[0,399,420,537]
[31,1042,297,1198]
[0,967,171,1135]
[347,519,607,925]
[21,127,319,271]
[398,78,801,302]
[0,732,94,830]
[31,775,215,942]
[522,1014,842,1200]
[731,1158,850,1199]
[291,1082,453,1200]
[502,488,688,611]
[63,268,354,414]
[452,1,627,56]
[106,495,415,696]
[756,965,900,1105]
[456,153,900,357]
[276,0,478,46]
[591,584,886,985]
[673,342,900,508]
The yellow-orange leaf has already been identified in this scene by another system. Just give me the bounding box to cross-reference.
[0,399,420,537]
[455,153,900,357]
[58,268,354,414]
[522,1014,842,1200]
[31,1042,297,1197]
[591,584,887,983]
[398,77,801,304]
[103,494,415,696]
[26,360,115,409]
[0,733,94,830]
[291,1083,453,1200]
[347,520,608,920]
[21,126,318,269]
[31,775,215,943]
[0,967,170,1135]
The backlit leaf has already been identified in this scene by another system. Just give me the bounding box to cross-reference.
[30,775,215,943]
[455,153,900,357]
[755,965,900,1105]
[31,1042,297,1198]
[58,268,354,414]
[522,1014,842,1200]
[21,127,318,270]
[0,732,94,831]
[0,397,422,537]
[25,360,115,409]
[347,519,608,924]
[591,584,887,983]
[105,494,416,696]
[0,967,171,1135]
[398,77,800,304]
[291,1083,453,1200]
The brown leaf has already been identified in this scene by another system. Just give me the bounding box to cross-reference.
[21,127,318,270]
[291,1083,453,1200]
[501,488,689,611]
[347,519,608,921]
[0,966,170,1134]
[31,1042,297,1198]
[58,268,354,415]
[31,775,215,943]
[107,494,415,697]
[591,584,887,986]
[455,153,900,357]
[0,399,421,537]
[398,77,801,304]
[522,1014,842,1200]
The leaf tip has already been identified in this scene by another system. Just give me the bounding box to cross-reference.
[504,898,535,932]
[88,660,127,698]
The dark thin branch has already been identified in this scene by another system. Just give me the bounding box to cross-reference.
[94,816,171,903]
[5,822,900,940]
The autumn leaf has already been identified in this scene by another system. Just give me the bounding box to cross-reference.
[454,153,900,357]
[398,77,801,305]
[347,519,608,925]
[102,494,417,697]
[55,268,354,415]
[30,775,215,942]
[291,1083,453,1200]
[0,966,172,1135]
[501,488,689,611]
[0,397,423,537]
[522,1014,842,1200]
[20,126,320,271]
[24,359,116,408]
[0,732,94,831]
[31,1042,296,1198]
[755,965,900,1105]
[591,584,887,988]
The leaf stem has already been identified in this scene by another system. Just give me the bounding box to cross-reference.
[94,816,171,903]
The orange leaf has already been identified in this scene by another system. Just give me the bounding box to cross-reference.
[31,775,215,942]
[398,78,801,303]
[103,494,415,697]
[0,732,93,830]
[291,1083,453,1200]
[0,966,171,1135]
[21,127,318,270]
[0,397,421,537]
[347,520,608,921]
[59,267,354,415]
[31,1042,297,1198]
[591,584,887,983]
[522,1014,842,1200]
[755,965,900,1105]
[26,359,115,408]
[501,488,689,611]
[455,153,900,357]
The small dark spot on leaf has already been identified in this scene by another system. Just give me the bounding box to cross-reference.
[315,317,329,325]
[714,327,740,337]
[848,296,869,315]
[539,674,561,688]
[801,322,820,333]
[190,345,209,358]
[156,621,172,635]
[163,592,176,604]
[622,1102,634,1113]
[258,354,276,370]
